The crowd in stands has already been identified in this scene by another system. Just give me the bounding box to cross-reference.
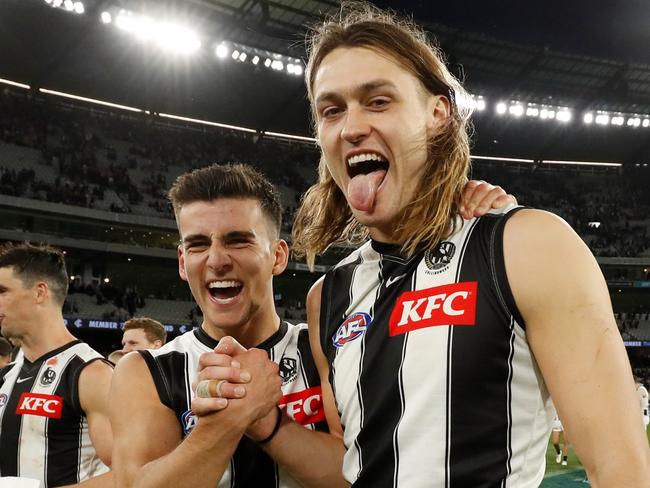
[1,87,649,258]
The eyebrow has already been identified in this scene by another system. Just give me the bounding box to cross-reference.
[181,231,256,245]
[315,79,398,105]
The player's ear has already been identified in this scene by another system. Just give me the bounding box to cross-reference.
[178,244,188,282]
[272,239,289,276]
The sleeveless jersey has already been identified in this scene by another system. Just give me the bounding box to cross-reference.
[320,209,554,488]
[141,322,326,488]
[0,340,110,487]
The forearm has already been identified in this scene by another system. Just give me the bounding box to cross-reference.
[127,419,245,488]
[261,417,349,488]
[61,471,113,487]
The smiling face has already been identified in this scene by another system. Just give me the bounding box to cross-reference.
[0,267,37,340]
[176,198,288,345]
[313,46,449,243]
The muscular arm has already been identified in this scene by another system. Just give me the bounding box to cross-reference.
[61,360,114,487]
[109,352,247,488]
[505,209,650,487]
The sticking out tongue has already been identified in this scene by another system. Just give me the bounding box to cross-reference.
[347,170,387,212]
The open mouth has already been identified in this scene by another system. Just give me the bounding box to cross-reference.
[207,280,243,302]
[346,152,389,178]
[346,152,390,212]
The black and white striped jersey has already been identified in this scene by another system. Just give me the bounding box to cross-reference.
[320,209,554,488]
[0,340,110,487]
[141,322,327,488]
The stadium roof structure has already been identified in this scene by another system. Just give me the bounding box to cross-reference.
[1,0,649,165]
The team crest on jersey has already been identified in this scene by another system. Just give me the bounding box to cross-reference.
[0,393,7,407]
[181,410,197,435]
[333,312,372,348]
[424,241,456,273]
[40,367,57,387]
[279,357,297,384]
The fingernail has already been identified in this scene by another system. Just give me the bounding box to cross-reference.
[216,398,228,408]
[231,360,241,369]
[234,386,246,397]
[240,371,251,382]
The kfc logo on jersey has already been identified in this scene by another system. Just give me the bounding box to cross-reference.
[332,312,372,347]
[16,392,64,419]
[279,386,325,425]
[389,282,478,336]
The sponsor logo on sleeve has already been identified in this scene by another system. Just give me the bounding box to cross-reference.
[389,282,478,336]
[279,386,325,425]
[332,312,372,348]
[16,392,64,419]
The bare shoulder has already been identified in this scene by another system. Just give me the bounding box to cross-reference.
[307,275,325,312]
[112,351,155,391]
[78,358,113,413]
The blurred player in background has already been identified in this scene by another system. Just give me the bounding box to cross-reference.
[0,243,113,487]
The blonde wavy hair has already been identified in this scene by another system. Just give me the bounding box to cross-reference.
[292,1,473,269]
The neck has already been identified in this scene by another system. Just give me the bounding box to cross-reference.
[202,307,281,349]
[20,310,76,362]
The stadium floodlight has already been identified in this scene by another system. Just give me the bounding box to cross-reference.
[231,50,240,60]
[508,103,524,117]
[526,106,539,117]
[53,0,63,6]
[496,102,507,114]
[556,110,571,122]
[215,43,229,59]
[73,1,84,14]
[293,64,303,76]
[63,0,74,11]
[252,55,260,65]
[583,112,594,124]
[100,11,112,23]
[264,58,272,68]
[611,116,624,126]
[44,0,53,4]
[475,97,486,111]
[155,23,201,54]
[643,119,650,128]
[627,117,641,127]
[595,113,609,125]
[238,52,247,62]
[286,63,295,74]
[271,60,284,71]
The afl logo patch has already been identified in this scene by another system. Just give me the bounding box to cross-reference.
[425,241,456,271]
[40,367,57,387]
[333,312,372,348]
[0,393,7,407]
[181,410,197,435]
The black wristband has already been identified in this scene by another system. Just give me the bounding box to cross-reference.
[258,406,283,445]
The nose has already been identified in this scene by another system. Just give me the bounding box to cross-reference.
[206,240,233,273]
[340,105,371,144]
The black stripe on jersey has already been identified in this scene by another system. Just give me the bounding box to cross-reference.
[296,328,328,432]
[47,355,85,487]
[140,350,188,415]
[447,215,515,487]
[0,366,38,477]
[490,208,526,329]
[355,246,419,488]
[231,437,278,488]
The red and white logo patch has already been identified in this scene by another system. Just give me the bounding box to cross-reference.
[389,282,478,336]
[16,392,64,419]
[279,386,325,425]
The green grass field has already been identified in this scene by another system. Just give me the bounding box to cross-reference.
[540,428,650,486]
